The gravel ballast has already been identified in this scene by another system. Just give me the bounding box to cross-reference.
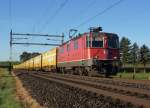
[18,73,139,108]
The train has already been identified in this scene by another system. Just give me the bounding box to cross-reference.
[13,27,120,77]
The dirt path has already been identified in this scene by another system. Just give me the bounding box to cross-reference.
[12,72,44,108]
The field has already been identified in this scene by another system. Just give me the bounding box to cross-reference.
[116,72,150,80]
[0,68,23,108]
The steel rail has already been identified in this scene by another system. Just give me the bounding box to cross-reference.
[29,73,150,108]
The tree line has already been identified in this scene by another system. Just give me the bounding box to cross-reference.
[120,37,150,73]
[20,52,40,62]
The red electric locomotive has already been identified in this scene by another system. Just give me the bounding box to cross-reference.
[57,27,119,76]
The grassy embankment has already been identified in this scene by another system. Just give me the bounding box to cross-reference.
[0,68,23,108]
[116,72,150,80]
[115,64,150,80]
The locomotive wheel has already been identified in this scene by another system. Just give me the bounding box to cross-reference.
[87,68,93,77]
[73,68,79,75]
[83,67,91,76]
[60,68,65,74]
[102,68,109,77]
[88,71,92,77]
[83,70,88,76]
[79,69,83,76]
[78,67,86,76]
[70,70,74,75]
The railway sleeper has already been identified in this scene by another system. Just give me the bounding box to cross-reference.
[33,73,150,101]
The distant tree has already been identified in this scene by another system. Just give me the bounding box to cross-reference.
[20,52,40,62]
[140,44,150,73]
[148,47,150,63]
[20,52,30,62]
[120,37,131,72]
[0,61,20,67]
[31,52,40,58]
[130,42,140,74]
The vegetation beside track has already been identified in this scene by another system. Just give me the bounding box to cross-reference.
[115,72,150,80]
[0,68,23,108]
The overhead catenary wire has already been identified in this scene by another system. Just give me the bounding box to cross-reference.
[75,0,124,29]
[39,0,69,33]
[78,0,98,17]
[32,0,56,33]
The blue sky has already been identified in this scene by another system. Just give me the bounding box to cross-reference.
[0,0,150,61]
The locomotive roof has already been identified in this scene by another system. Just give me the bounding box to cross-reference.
[59,32,118,47]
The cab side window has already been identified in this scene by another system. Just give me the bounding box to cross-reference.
[67,44,70,51]
[74,40,78,49]
[86,35,91,47]
[59,47,64,53]
[92,36,103,48]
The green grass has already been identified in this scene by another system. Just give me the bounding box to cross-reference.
[0,69,23,108]
[116,72,150,80]
[124,63,150,68]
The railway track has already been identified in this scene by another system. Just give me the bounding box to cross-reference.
[37,72,150,91]
[29,72,150,108]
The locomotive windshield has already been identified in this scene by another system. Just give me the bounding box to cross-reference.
[86,32,104,48]
[107,34,119,48]
[92,32,103,48]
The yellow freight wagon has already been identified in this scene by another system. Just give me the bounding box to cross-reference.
[19,63,23,69]
[25,60,29,70]
[28,59,34,70]
[18,63,23,70]
[42,48,57,71]
[13,65,17,69]
[13,64,18,70]
[22,62,26,70]
[24,61,28,70]
[34,55,42,70]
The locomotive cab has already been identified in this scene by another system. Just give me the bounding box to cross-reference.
[86,29,119,76]
[57,27,119,76]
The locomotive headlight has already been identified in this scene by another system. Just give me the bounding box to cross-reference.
[114,56,117,59]
[104,49,108,54]
[94,56,98,59]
